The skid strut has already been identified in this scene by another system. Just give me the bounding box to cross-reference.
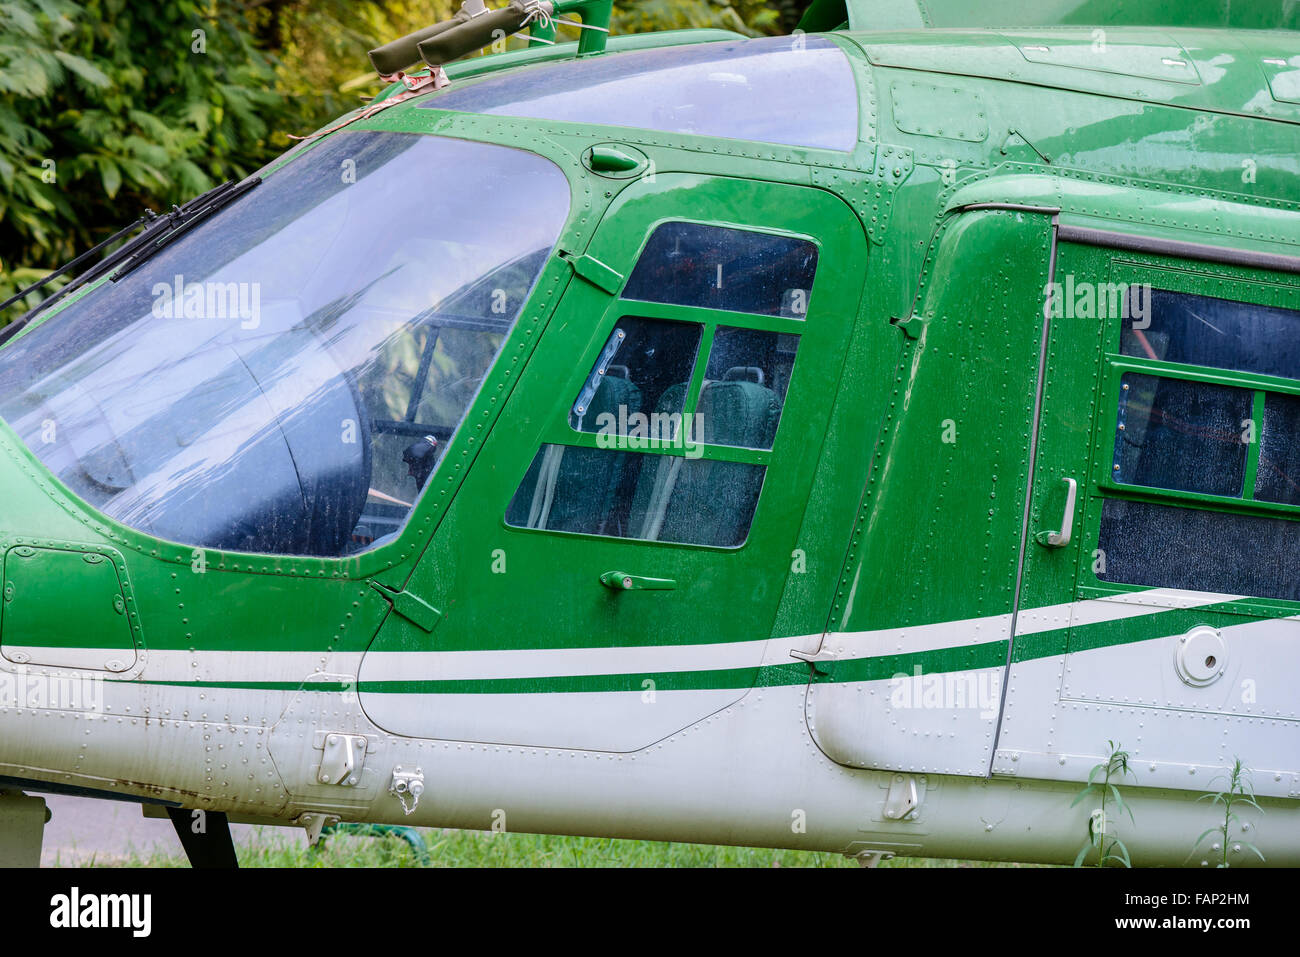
[166,807,239,869]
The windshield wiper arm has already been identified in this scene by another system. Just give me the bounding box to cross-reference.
[0,176,263,347]
[0,214,151,320]
[109,176,262,282]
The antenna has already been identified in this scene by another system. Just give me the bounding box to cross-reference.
[368,0,613,77]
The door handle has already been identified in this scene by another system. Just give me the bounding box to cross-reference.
[1035,477,1077,548]
[599,571,676,591]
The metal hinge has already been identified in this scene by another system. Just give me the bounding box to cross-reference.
[370,580,441,633]
[882,773,924,821]
[559,249,623,295]
[890,312,927,340]
[314,732,370,786]
[790,646,838,677]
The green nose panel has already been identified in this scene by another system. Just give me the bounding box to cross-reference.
[1,544,140,672]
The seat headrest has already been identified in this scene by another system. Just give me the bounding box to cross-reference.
[722,366,764,385]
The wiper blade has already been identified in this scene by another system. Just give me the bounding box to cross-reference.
[0,176,262,347]
[0,214,150,319]
[109,176,262,282]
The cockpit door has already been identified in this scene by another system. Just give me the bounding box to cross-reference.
[358,172,867,751]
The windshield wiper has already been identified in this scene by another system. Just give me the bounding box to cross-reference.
[109,176,261,281]
[0,214,151,320]
[0,176,262,347]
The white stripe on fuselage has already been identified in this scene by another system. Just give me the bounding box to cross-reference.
[4,589,1242,684]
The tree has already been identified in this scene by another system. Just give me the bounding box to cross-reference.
[0,0,306,309]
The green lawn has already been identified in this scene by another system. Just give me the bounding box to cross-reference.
[115,826,1028,868]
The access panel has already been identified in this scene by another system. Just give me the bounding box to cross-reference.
[1,543,140,672]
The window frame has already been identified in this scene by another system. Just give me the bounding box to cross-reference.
[504,220,821,550]
[1096,357,1300,516]
[552,300,805,466]
[1079,253,1300,613]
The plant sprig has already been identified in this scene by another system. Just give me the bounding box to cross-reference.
[1072,740,1135,867]
[1190,758,1264,868]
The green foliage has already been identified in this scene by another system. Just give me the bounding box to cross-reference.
[1190,758,1265,868]
[0,0,299,309]
[612,0,780,36]
[770,0,818,32]
[260,2,459,121]
[1071,740,1135,867]
[108,825,1034,868]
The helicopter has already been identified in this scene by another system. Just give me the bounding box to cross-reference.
[0,0,1298,868]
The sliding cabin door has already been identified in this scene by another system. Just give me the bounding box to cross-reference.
[996,234,1300,804]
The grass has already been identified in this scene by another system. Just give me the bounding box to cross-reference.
[109,826,1029,868]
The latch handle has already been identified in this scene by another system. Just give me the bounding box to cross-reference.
[559,249,624,294]
[599,571,676,591]
[370,580,442,632]
[1035,476,1077,548]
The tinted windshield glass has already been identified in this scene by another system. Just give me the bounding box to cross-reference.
[0,131,570,557]
[421,36,859,151]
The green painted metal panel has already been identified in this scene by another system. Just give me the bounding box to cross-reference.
[839,0,1299,31]
[0,544,138,671]
[855,28,1300,124]
[890,80,989,142]
[829,208,1055,637]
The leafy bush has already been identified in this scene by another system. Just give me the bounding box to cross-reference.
[0,0,303,308]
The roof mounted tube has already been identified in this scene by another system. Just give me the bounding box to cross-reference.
[368,0,612,76]
[560,0,614,56]
[417,2,546,68]
[418,0,612,68]
[368,7,478,76]
[493,0,613,56]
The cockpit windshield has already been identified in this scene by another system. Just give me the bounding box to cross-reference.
[0,131,571,557]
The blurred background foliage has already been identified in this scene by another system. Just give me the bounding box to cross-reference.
[0,0,813,311]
